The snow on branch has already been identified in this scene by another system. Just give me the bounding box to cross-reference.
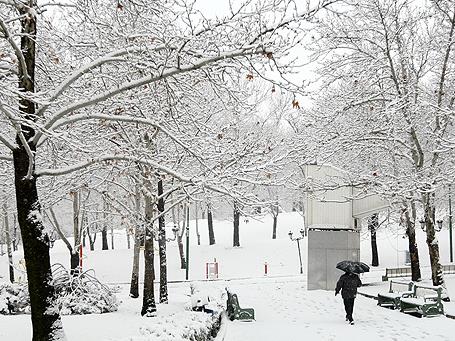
[0,104,19,150]
[0,17,29,82]
[35,154,233,197]
[36,45,171,118]
[0,0,19,7]
[0,154,13,161]
[38,113,197,160]
[32,44,268,145]
[0,132,15,151]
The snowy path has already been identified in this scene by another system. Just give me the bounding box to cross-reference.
[222,277,454,341]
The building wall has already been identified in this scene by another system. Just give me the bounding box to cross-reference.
[304,165,354,229]
[307,230,360,290]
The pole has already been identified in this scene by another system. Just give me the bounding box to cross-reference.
[185,226,189,280]
[449,185,453,263]
[297,239,303,274]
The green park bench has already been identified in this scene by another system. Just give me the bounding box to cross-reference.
[226,289,255,321]
[377,280,414,310]
[400,284,444,317]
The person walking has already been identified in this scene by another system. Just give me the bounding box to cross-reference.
[335,271,362,325]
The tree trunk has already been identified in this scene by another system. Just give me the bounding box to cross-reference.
[4,202,14,283]
[111,225,114,250]
[126,224,131,249]
[71,190,80,273]
[177,235,187,269]
[70,251,80,274]
[130,181,141,298]
[87,223,95,251]
[12,215,18,251]
[195,201,201,246]
[233,201,240,247]
[177,203,187,269]
[207,204,215,245]
[13,7,66,339]
[272,215,278,240]
[14,153,65,340]
[141,182,156,316]
[271,197,279,239]
[157,179,168,303]
[368,213,379,267]
[403,203,421,281]
[423,193,445,287]
[102,198,109,250]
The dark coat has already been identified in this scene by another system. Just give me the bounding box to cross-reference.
[335,272,362,299]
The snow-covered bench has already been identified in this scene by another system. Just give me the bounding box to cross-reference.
[400,284,444,317]
[226,289,255,321]
[377,280,414,310]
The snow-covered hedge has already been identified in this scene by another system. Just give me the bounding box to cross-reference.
[52,264,119,315]
[0,282,30,315]
[0,264,119,315]
[126,311,222,341]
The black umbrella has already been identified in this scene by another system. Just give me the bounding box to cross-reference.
[336,260,370,274]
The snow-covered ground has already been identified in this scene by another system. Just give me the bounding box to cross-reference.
[0,212,455,340]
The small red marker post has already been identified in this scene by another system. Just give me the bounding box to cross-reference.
[264,262,268,276]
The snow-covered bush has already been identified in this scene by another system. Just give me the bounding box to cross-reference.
[0,264,119,315]
[0,282,30,315]
[128,311,221,341]
[52,264,119,315]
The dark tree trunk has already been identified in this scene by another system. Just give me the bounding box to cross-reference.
[130,182,141,298]
[272,215,277,239]
[12,215,18,251]
[271,198,279,239]
[101,227,109,250]
[12,7,65,340]
[177,203,187,269]
[207,204,215,245]
[70,251,80,274]
[14,153,64,340]
[87,223,96,251]
[4,203,14,283]
[157,179,168,303]
[177,234,187,269]
[129,227,140,298]
[368,213,379,267]
[141,187,156,316]
[102,198,109,250]
[423,193,445,287]
[233,201,240,247]
[195,201,201,246]
[403,204,421,281]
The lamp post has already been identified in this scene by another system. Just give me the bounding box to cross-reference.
[449,185,453,263]
[185,226,190,280]
[288,229,305,274]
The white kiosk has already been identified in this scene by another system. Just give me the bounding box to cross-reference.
[304,164,388,290]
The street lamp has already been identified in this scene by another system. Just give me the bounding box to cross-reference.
[164,225,180,242]
[288,229,305,274]
[419,219,443,232]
